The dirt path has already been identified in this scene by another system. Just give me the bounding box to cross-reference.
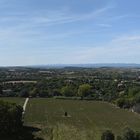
[23,98,29,114]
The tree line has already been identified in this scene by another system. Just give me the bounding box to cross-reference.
[102,127,140,140]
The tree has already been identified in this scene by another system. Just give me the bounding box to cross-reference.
[134,94,140,103]
[117,128,140,140]
[135,131,140,140]
[29,88,38,97]
[116,98,126,108]
[122,127,136,140]
[39,89,48,97]
[52,89,61,96]
[19,89,29,97]
[0,100,23,135]
[0,85,3,95]
[116,136,123,140]
[128,87,140,97]
[78,84,92,98]
[61,86,75,97]
[101,130,115,140]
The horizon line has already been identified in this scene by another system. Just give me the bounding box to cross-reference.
[0,63,140,67]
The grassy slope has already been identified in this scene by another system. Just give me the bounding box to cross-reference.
[24,98,140,140]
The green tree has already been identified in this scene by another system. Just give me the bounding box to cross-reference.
[116,136,123,140]
[101,130,115,140]
[116,98,126,108]
[61,86,75,97]
[78,84,92,98]
[0,85,3,95]
[0,100,23,135]
[118,128,140,140]
[29,88,38,97]
[19,89,29,97]
[135,131,140,140]
[134,94,140,103]
[39,89,48,97]
[123,127,135,140]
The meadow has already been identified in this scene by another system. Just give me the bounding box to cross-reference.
[1,97,140,139]
[0,97,25,106]
[23,98,140,140]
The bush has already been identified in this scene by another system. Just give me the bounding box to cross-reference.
[61,86,75,97]
[134,94,140,103]
[19,89,29,97]
[78,84,92,97]
[118,127,140,140]
[123,127,135,140]
[101,130,115,140]
[116,136,123,140]
[0,100,23,135]
[116,98,126,108]
[116,98,134,109]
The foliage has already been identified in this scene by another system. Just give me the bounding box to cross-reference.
[119,127,140,140]
[29,88,38,97]
[78,84,92,97]
[102,128,140,140]
[19,88,29,97]
[0,100,23,135]
[134,94,140,103]
[101,130,115,140]
[116,98,134,109]
[61,86,76,97]
[0,85,3,95]
[0,67,140,107]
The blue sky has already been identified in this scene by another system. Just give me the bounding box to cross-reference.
[0,0,140,66]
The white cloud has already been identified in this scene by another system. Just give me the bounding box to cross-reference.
[97,23,112,28]
[0,5,112,29]
[69,34,140,64]
[112,35,140,42]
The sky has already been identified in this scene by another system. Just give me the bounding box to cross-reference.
[0,0,140,66]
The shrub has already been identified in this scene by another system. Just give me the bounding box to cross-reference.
[101,130,115,140]
[0,100,23,135]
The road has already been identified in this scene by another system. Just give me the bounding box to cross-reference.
[23,97,29,114]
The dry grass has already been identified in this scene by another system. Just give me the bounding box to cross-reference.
[24,98,140,140]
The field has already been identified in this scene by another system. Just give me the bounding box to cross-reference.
[0,97,25,106]
[1,97,140,140]
[24,98,140,140]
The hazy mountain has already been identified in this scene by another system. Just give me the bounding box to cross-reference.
[26,63,140,69]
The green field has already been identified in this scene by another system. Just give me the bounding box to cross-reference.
[24,98,140,140]
[0,97,25,106]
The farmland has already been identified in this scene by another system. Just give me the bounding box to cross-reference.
[23,98,140,140]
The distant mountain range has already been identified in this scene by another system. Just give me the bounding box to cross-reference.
[27,63,140,69]
[1,63,140,69]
